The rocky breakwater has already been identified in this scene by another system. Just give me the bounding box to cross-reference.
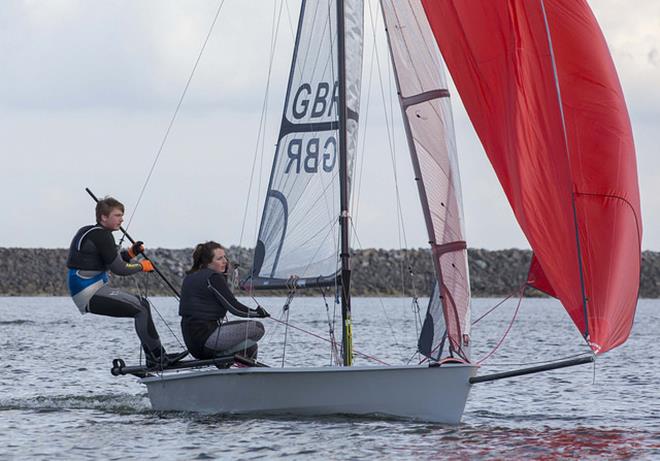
[0,247,657,297]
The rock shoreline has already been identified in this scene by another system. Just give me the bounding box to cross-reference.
[1,247,657,298]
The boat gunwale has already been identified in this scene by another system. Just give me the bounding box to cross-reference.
[140,362,477,384]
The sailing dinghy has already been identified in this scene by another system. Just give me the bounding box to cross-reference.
[112,0,641,424]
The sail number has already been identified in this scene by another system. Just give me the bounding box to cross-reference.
[285,135,336,174]
[284,81,339,174]
[292,82,338,119]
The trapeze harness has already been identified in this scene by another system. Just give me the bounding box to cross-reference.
[66,224,163,354]
[179,268,264,359]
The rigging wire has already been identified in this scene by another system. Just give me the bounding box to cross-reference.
[268,315,390,366]
[283,0,296,37]
[350,221,407,361]
[131,275,186,352]
[123,0,227,238]
[471,290,517,326]
[238,0,287,257]
[368,0,424,362]
[235,3,289,362]
[415,285,524,365]
[408,264,422,360]
[366,2,414,267]
[320,284,341,365]
[280,285,296,367]
[476,285,525,365]
[366,0,413,323]
[365,0,409,251]
[351,0,378,227]
[247,290,389,367]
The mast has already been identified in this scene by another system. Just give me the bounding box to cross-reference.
[337,0,353,366]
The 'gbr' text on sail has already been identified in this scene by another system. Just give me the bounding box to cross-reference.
[284,82,338,175]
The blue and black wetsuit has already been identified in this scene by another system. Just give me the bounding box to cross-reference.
[179,268,265,359]
[66,224,164,356]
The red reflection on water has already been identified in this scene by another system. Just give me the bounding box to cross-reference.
[404,425,659,460]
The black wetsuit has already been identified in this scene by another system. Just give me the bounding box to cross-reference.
[179,268,264,359]
[66,224,164,357]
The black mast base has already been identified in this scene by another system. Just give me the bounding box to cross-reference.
[469,355,594,384]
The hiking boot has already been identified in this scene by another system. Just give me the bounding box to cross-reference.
[146,350,189,369]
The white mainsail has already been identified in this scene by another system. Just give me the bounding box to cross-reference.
[249,0,363,288]
[380,0,471,359]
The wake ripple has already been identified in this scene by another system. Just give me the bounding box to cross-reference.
[0,393,151,414]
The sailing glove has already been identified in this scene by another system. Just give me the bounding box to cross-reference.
[141,260,155,272]
[128,241,145,258]
[255,306,270,318]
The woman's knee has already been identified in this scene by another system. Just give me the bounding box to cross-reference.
[252,321,265,340]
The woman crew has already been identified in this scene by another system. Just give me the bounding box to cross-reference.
[179,241,269,360]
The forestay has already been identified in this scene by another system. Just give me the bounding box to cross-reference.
[381,0,471,360]
[248,0,363,289]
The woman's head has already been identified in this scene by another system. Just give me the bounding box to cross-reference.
[188,241,227,274]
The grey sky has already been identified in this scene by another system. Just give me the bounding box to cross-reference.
[0,0,658,250]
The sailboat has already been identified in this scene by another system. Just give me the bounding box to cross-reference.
[111,0,641,424]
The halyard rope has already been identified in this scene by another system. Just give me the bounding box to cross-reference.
[123,0,227,238]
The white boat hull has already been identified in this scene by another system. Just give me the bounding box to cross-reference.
[141,363,477,424]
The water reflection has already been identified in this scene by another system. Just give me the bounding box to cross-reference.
[455,426,658,460]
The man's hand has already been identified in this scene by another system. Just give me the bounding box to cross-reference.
[255,306,270,318]
[141,260,155,272]
[128,241,145,259]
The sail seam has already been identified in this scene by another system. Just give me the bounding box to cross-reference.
[432,241,467,255]
[400,89,449,108]
[278,120,339,139]
[575,191,643,252]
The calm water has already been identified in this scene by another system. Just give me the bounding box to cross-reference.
[1,296,658,460]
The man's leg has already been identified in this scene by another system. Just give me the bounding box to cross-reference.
[88,285,162,354]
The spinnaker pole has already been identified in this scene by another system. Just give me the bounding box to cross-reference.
[336,0,353,366]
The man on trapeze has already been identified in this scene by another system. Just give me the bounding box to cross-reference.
[66,196,188,368]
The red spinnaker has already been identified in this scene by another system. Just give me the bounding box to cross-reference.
[421,0,641,353]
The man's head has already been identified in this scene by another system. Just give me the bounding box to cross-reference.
[96,197,124,230]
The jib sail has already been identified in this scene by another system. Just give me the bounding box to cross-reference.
[381,0,471,360]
